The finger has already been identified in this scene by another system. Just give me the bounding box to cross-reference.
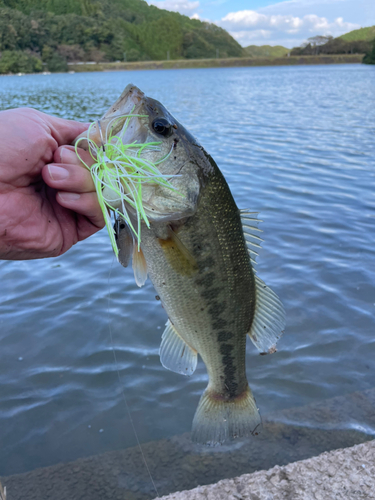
[44,114,90,147]
[75,213,106,243]
[42,162,96,193]
[43,146,97,192]
[56,192,105,229]
[53,145,95,167]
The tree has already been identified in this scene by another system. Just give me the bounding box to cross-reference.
[0,49,42,73]
[307,35,333,55]
[363,38,375,64]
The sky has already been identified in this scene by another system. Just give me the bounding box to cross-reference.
[147,0,375,48]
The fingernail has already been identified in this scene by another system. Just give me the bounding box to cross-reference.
[48,165,69,181]
[61,147,78,164]
[58,192,81,201]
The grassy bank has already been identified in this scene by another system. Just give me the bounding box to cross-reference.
[68,54,363,72]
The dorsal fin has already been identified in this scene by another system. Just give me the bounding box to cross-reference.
[160,320,198,376]
[240,210,263,266]
[248,275,285,354]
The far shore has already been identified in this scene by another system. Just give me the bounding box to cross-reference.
[0,54,364,77]
[68,54,363,73]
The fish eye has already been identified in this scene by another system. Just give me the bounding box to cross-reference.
[152,118,171,137]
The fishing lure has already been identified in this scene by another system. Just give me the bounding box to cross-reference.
[75,112,177,256]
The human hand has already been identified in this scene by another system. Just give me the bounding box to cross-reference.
[0,107,104,260]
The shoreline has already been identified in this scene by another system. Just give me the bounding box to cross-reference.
[0,54,363,77]
[68,54,363,73]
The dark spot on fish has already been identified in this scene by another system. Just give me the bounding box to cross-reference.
[120,223,125,229]
[195,272,215,288]
[217,331,233,342]
[212,318,227,330]
[155,295,160,300]
[198,256,215,271]
[174,156,177,160]
[219,344,238,396]
[207,301,226,317]
[220,343,234,356]
[200,308,204,311]
[201,288,220,300]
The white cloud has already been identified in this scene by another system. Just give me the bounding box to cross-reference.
[258,0,375,27]
[219,10,360,47]
[146,0,373,48]
[148,0,200,16]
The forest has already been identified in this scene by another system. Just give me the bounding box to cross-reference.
[0,0,374,74]
[0,0,245,73]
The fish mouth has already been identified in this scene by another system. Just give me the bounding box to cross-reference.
[73,84,147,150]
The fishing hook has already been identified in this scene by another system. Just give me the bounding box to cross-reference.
[97,119,106,152]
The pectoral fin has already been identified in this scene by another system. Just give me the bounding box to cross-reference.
[158,227,198,277]
[248,275,285,354]
[132,246,148,287]
[160,320,198,376]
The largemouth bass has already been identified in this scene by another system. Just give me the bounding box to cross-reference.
[75,85,285,445]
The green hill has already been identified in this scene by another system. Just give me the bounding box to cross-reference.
[244,45,289,58]
[339,25,375,42]
[0,0,246,73]
[291,25,375,57]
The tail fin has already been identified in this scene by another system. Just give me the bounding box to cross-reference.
[191,386,261,445]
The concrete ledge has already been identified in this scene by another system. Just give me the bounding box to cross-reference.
[157,440,374,500]
[1,389,374,499]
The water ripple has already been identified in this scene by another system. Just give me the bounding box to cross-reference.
[0,64,374,476]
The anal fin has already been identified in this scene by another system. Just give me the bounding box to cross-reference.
[160,320,198,376]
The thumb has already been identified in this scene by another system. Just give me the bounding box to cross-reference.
[45,114,90,147]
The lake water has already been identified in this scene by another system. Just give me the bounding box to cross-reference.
[0,64,375,498]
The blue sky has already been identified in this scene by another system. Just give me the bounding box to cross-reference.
[148,0,375,48]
